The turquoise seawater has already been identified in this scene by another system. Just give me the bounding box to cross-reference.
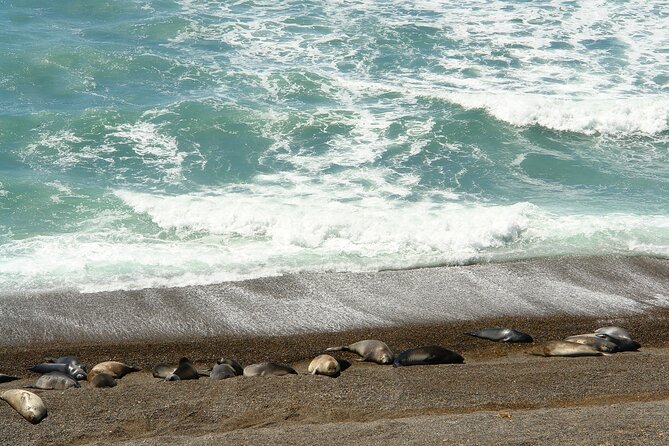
[1,0,667,293]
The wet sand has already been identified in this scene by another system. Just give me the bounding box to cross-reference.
[1,256,668,445]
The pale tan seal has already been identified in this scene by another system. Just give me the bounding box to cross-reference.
[325,339,394,364]
[308,354,341,377]
[564,334,619,353]
[0,389,48,424]
[88,361,141,382]
[528,341,604,357]
[243,362,297,377]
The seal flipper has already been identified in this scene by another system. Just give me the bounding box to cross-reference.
[325,346,349,352]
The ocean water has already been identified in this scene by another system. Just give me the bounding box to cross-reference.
[0,0,667,294]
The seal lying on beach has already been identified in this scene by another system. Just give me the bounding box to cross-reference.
[0,374,20,383]
[565,334,619,353]
[210,363,237,380]
[88,361,141,381]
[594,327,640,352]
[216,358,244,376]
[243,362,298,377]
[24,372,80,390]
[171,357,199,380]
[528,341,604,357]
[45,355,86,371]
[326,340,394,364]
[595,326,633,340]
[0,389,47,424]
[308,354,341,377]
[465,328,533,343]
[90,373,117,388]
[394,346,465,367]
[28,362,87,380]
[152,364,177,379]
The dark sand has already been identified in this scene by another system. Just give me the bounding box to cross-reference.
[1,256,668,445]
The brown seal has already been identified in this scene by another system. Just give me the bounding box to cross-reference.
[88,361,141,382]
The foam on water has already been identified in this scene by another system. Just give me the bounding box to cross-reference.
[1,1,667,294]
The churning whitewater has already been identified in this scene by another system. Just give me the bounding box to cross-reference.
[0,1,667,293]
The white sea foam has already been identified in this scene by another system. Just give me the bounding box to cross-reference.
[1,186,667,293]
[105,122,187,183]
[170,0,668,136]
[439,93,669,135]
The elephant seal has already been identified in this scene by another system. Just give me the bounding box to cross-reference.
[528,341,604,357]
[465,328,533,343]
[243,362,298,377]
[325,340,394,364]
[210,363,237,380]
[152,364,177,379]
[25,372,80,390]
[216,358,244,376]
[595,326,632,340]
[596,333,640,352]
[29,362,87,380]
[0,389,47,424]
[393,346,465,367]
[91,373,117,388]
[308,354,341,377]
[88,361,140,381]
[45,356,86,371]
[565,334,618,353]
[172,357,199,380]
[0,374,20,384]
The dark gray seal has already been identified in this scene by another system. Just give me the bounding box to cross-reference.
[393,346,465,367]
[90,373,117,388]
[172,357,199,380]
[216,358,244,376]
[45,356,86,371]
[1,389,47,424]
[0,374,20,383]
[325,340,394,364]
[24,371,80,390]
[210,363,237,380]
[465,328,533,343]
[28,362,87,380]
[243,362,297,377]
[596,333,640,352]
